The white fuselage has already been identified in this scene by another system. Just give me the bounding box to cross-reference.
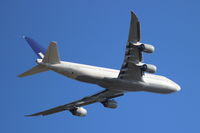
[38,60,181,94]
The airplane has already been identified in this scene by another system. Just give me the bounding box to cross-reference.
[19,11,181,117]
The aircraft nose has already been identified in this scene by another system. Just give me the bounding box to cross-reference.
[173,83,181,92]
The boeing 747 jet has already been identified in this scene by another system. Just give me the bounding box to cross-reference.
[19,11,181,117]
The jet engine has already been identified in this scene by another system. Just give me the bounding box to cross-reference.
[69,107,87,116]
[139,44,155,53]
[141,64,157,73]
[101,99,118,109]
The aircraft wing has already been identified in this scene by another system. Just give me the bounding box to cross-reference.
[26,89,124,116]
[118,11,143,81]
[128,11,140,42]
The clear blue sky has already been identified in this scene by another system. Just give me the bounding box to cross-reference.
[1,0,200,132]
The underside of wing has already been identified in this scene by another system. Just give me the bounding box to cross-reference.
[118,11,143,81]
[128,11,140,42]
[118,42,144,81]
[118,11,156,81]
[26,89,124,117]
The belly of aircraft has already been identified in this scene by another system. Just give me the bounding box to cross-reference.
[47,62,176,94]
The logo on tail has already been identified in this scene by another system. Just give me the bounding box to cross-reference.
[18,37,60,77]
[23,36,46,59]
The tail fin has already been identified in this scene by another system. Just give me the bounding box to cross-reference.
[18,65,48,77]
[23,36,46,59]
[19,37,61,77]
[42,41,60,64]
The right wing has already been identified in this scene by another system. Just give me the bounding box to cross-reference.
[26,89,124,116]
[118,11,143,81]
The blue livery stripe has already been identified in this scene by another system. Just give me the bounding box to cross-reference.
[23,36,46,58]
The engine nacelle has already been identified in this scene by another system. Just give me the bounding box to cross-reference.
[102,99,118,109]
[141,64,157,73]
[139,44,155,53]
[70,107,87,117]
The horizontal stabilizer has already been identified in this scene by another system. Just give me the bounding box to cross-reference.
[18,65,48,77]
[42,42,60,64]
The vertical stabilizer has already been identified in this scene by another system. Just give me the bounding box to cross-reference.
[23,36,46,59]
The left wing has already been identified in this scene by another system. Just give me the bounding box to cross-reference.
[118,11,143,81]
[118,11,155,81]
[26,89,124,116]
